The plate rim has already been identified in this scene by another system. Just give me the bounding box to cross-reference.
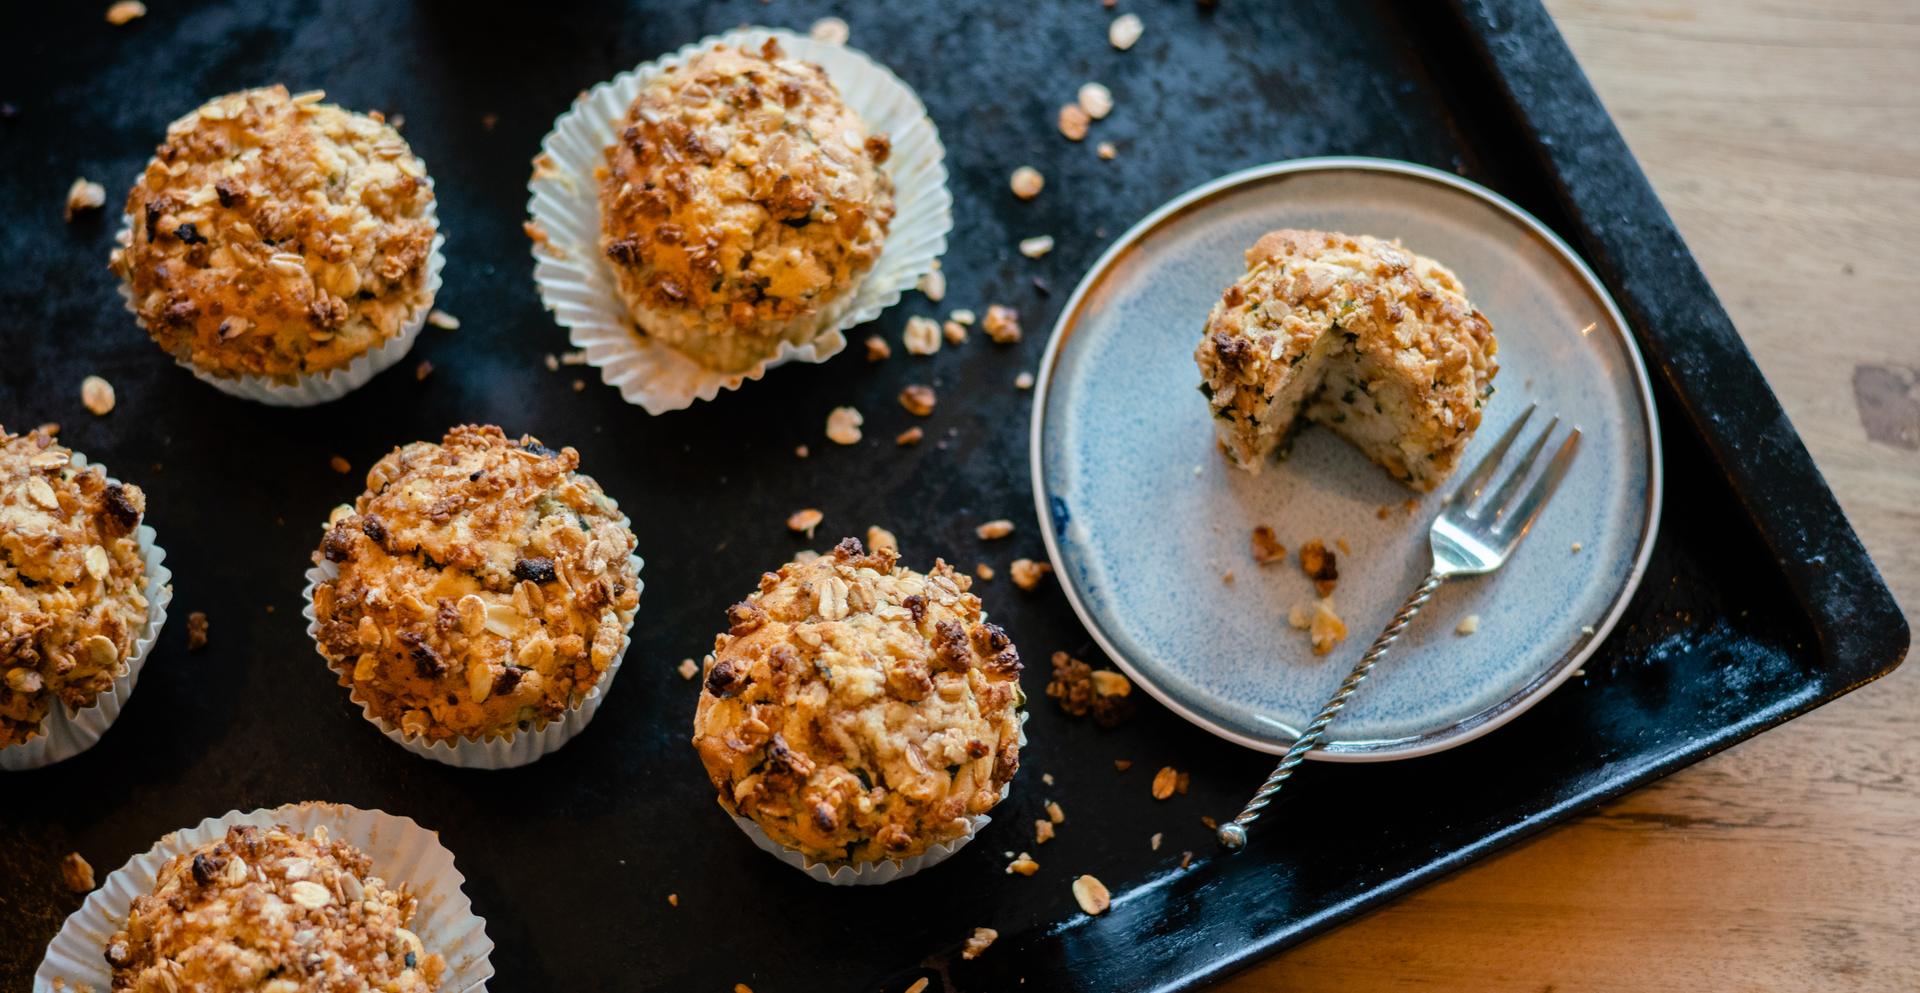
[1027,156,1665,761]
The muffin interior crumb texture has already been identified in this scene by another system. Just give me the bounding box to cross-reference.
[110,85,437,383]
[692,538,1023,865]
[107,823,446,993]
[598,40,895,373]
[1194,229,1498,491]
[311,425,639,743]
[0,428,149,747]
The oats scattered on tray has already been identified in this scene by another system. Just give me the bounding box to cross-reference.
[984,305,1022,343]
[1072,875,1111,915]
[808,15,850,44]
[1572,542,1583,553]
[1299,539,1338,596]
[1036,819,1055,843]
[1456,614,1480,636]
[667,893,679,906]
[105,1,146,25]
[1151,832,1165,851]
[1078,83,1114,119]
[562,350,589,365]
[787,508,824,538]
[60,852,95,892]
[865,335,891,361]
[1098,141,1117,160]
[1250,526,1285,565]
[735,985,754,993]
[1289,597,1348,654]
[896,426,924,446]
[899,385,936,416]
[414,360,434,380]
[1378,506,1392,520]
[1012,372,1034,391]
[1046,801,1065,824]
[1042,772,1054,785]
[826,406,864,444]
[904,315,942,355]
[186,611,208,650]
[1115,759,1131,772]
[866,526,897,553]
[1582,625,1596,635]
[976,563,995,582]
[1177,771,1190,794]
[327,456,351,474]
[569,378,585,391]
[943,320,968,344]
[962,927,998,961]
[64,178,106,222]
[1405,500,1419,513]
[1007,853,1040,876]
[1200,815,1216,829]
[795,445,809,458]
[916,263,946,302]
[426,309,460,329]
[1058,103,1091,141]
[1010,558,1052,590]
[1179,851,1193,869]
[1152,766,1178,800]
[950,309,976,325]
[679,658,699,680]
[1222,570,1235,584]
[1109,13,1143,49]
[545,353,560,371]
[1020,235,1054,258]
[904,980,929,993]
[1010,166,1045,199]
[976,520,1014,540]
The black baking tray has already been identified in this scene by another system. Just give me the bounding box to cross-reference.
[0,1,1907,990]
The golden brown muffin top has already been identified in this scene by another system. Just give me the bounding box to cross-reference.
[598,40,894,372]
[110,85,437,382]
[108,823,444,993]
[692,537,1023,865]
[0,428,149,747]
[1195,228,1498,464]
[311,426,639,743]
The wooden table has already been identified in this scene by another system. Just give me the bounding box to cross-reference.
[1227,2,1920,989]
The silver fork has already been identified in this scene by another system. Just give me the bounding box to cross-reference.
[1216,403,1580,850]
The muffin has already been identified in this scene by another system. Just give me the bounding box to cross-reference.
[110,85,438,384]
[106,823,445,993]
[692,537,1023,866]
[1194,229,1499,491]
[0,428,150,747]
[310,425,639,744]
[598,38,895,373]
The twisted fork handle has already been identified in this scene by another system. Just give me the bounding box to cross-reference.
[1217,570,1447,850]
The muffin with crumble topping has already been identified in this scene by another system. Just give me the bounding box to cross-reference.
[692,537,1023,874]
[599,38,894,374]
[309,426,639,752]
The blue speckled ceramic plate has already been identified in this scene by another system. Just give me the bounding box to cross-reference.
[1031,158,1662,759]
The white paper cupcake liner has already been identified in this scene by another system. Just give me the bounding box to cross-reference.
[114,188,445,407]
[528,26,952,414]
[300,534,643,769]
[34,802,493,993]
[731,711,1027,885]
[0,454,172,772]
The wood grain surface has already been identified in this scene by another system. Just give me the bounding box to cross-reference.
[1226,2,1920,990]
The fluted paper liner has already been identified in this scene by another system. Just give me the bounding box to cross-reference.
[34,802,493,993]
[300,529,643,769]
[113,186,445,407]
[0,454,171,772]
[528,26,952,414]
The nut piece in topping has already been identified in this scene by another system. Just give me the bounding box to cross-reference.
[975,519,1014,540]
[1456,614,1480,636]
[984,305,1022,343]
[679,658,700,679]
[962,927,998,960]
[865,335,891,361]
[1020,236,1054,258]
[1250,526,1285,564]
[916,266,946,302]
[65,179,106,221]
[105,1,146,24]
[826,406,864,444]
[896,426,924,446]
[787,508,824,538]
[1299,539,1338,596]
[1288,597,1348,654]
[1007,853,1040,876]
[943,321,968,344]
[81,376,116,415]
[808,16,850,45]
[1078,83,1114,119]
[1109,13,1143,49]
[1058,103,1091,141]
[1010,558,1052,590]
[899,385,936,416]
[976,563,995,582]
[866,525,898,553]
[426,309,460,329]
[1035,819,1055,843]
[1015,372,1035,390]
[903,316,942,355]
[1010,166,1045,199]
[186,611,209,649]
[61,852,95,892]
[1072,875,1112,915]
[1152,766,1178,800]
[1098,141,1117,160]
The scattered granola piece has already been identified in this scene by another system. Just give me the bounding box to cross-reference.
[984,305,1022,343]
[976,520,1014,539]
[561,350,589,365]
[1115,759,1131,772]
[1010,166,1044,199]
[1250,526,1285,564]
[1072,875,1111,915]
[65,178,106,221]
[1222,570,1235,584]
[1378,506,1392,519]
[867,525,898,553]
[1046,801,1065,824]
[571,379,585,391]
[1572,542,1583,553]
[1007,853,1040,876]
[1015,372,1035,390]
[105,1,146,25]
[1078,83,1114,119]
[1336,538,1350,555]
[1176,771,1190,794]
[668,893,679,906]
[896,426,924,446]
[1042,773,1054,786]
[736,985,753,993]
[329,456,351,474]
[826,406,863,444]
[899,384,936,416]
[1109,13,1144,49]
[787,508,824,538]
[1179,851,1193,870]
[1090,669,1130,698]
[1404,500,1419,513]
[1200,815,1216,829]
[1047,651,1093,716]
[943,321,968,344]
[186,612,209,650]
[1152,766,1177,800]
[678,658,699,679]
[904,980,929,993]
[950,309,977,325]
[916,266,946,302]
[1299,539,1338,596]
[1287,598,1347,654]
[60,852,95,892]
[523,220,550,242]
[1058,103,1091,141]
[961,927,998,961]
[81,375,115,415]
[414,360,434,381]
[795,445,809,458]
[1456,614,1480,636]
[865,335,891,361]
[482,113,498,131]
[1036,819,1055,844]
[545,353,560,371]
[1010,558,1052,590]
[1098,141,1117,160]
[976,563,995,582]
[808,15,849,44]
[904,316,942,355]
[1581,625,1596,635]
[1020,235,1054,258]
[426,309,460,329]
